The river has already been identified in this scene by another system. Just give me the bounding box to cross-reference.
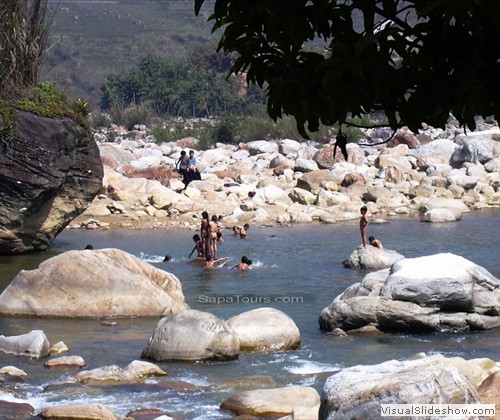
[0,209,499,418]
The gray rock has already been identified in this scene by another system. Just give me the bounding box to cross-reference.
[319,355,482,420]
[141,309,240,361]
[342,246,405,270]
[247,140,279,155]
[0,330,50,358]
[294,158,319,173]
[320,253,500,333]
[75,360,166,386]
[380,253,500,314]
[450,137,500,167]
[227,307,301,351]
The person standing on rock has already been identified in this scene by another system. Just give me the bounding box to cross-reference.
[176,150,191,188]
[360,206,368,248]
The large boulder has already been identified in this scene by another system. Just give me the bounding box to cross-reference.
[0,248,188,317]
[319,355,490,420]
[0,110,103,254]
[227,307,301,350]
[0,330,50,358]
[342,246,405,270]
[141,309,240,361]
[221,386,320,419]
[320,253,500,333]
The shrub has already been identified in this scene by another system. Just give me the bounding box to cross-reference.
[90,113,111,129]
[0,0,52,99]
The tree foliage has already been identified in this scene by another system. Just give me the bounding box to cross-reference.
[0,0,52,99]
[195,0,500,137]
[100,52,265,118]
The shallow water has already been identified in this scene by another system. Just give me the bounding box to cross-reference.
[0,209,499,418]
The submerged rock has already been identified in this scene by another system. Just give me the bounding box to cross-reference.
[0,248,188,317]
[320,253,500,333]
[40,403,119,420]
[221,386,320,419]
[74,360,166,386]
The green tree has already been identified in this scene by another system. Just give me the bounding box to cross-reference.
[195,0,500,137]
[100,52,265,118]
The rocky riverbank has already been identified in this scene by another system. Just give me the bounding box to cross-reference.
[70,120,500,232]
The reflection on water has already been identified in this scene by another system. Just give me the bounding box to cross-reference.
[0,210,499,417]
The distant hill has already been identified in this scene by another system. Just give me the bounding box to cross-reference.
[42,0,217,109]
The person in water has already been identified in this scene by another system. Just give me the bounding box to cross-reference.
[233,256,252,270]
[359,206,368,248]
[163,255,172,262]
[204,254,215,269]
[234,223,250,239]
[200,211,210,257]
[369,236,383,249]
[209,214,220,259]
[188,234,204,258]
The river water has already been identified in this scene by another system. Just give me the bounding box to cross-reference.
[0,209,499,418]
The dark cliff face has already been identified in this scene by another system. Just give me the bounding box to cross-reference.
[0,110,103,254]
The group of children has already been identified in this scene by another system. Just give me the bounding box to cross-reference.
[187,212,252,269]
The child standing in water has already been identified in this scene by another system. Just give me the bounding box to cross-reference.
[200,211,210,257]
[359,206,368,248]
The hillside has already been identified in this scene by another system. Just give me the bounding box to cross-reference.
[42,0,217,109]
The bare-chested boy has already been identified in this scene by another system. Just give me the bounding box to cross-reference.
[360,206,368,248]
[201,211,210,257]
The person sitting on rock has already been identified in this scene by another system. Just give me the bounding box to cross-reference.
[369,236,383,249]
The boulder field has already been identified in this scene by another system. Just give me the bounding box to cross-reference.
[71,122,500,231]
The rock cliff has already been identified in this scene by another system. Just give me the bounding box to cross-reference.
[0,109,103,254]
